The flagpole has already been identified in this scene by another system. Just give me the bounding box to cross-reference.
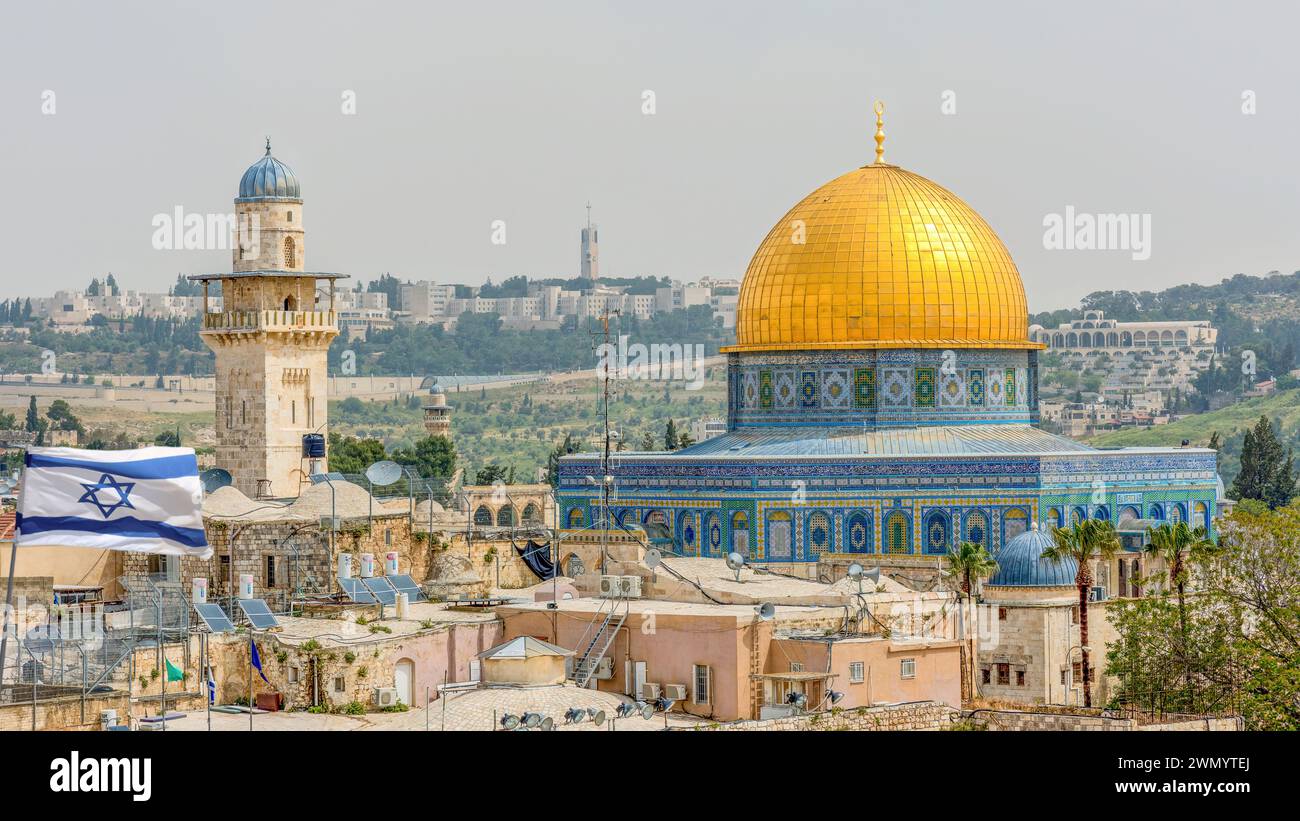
[0,465,27,686]
[203,631,210,732]
[161,647,167,732]
[249,631,254,732]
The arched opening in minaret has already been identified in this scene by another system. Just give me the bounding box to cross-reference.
[283,295,297,311]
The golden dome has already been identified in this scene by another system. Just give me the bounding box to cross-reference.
[728,138,1036,353]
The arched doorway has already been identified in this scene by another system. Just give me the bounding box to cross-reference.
[394,658,413,706]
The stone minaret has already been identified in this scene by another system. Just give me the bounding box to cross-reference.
[423,383,453,437]
[192,142,343,499]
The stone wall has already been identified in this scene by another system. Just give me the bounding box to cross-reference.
[964,708,1242,731]
[682,701,962,731]
[0,686,129,731]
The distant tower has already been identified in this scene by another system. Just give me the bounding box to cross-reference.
[192,141,345,499]
[580,203,598,280]
[423,383,453,437]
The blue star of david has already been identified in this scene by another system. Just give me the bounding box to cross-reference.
[78,473,136,518]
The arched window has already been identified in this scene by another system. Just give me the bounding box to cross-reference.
[1046,507,1063,530]
[1071,506,1087,525]
[474,505,492,526]
[677,510,698,555]
[521,503,540,525]
[283,294,297,311]
[884,511,910,554]
[283,237,297,268]
[806,511,832,559]
[643,509,668,529]
[496,506,515,527]
[1093,506,1109,522]
[965,510,989,547]
[1193,501,1209,529]
[1119,505,1140,526]
[1148,503,1165,521]
[731,511,751,559]
[1003,508,1029,541]
[704,512,722,557]
[766,511,792,560]
[1169,503,1184,525]
[924,511,949,555]
[566,507,585,528]
[562,553,585,578]
[846,511,872,554]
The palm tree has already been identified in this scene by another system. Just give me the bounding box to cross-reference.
[944,541,999,701]
[1143,521,1215,700]
[1043,519,1121,708]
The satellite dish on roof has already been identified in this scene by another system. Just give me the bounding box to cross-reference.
[725,552,745,571]
[365,460,403,487]
[644,548,662,569]
[200,468,233,494]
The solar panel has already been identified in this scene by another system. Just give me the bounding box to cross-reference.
[194,603,235,633]
[361,576,398,605]
[338,577,376,604]
[386,574,426,602]
[238,598,280,630]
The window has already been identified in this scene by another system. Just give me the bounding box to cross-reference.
[333,676,345,693]
[900,658,916,679]
[1071,605,1080,624]
[284,237,296,268]
[998,607,1008,621]
[288,667,300,684]
[692,664,711,705]
[384,529,393,546]
[849,662,864,683]
[982,667,991,685]
[291,400,296,425]
[789,662,804,673]
[1016,670,1025,687]
[996,663,1010,685]
[265,554,276,588]
[1072,662,1096,682]
[1061,669,1068,686]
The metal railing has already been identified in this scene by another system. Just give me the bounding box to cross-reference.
[202,309,337,331]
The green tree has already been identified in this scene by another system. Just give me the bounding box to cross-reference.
[640,431,657,451]
[677,430,695,450]
[1231,415,1296,507]
[664,419,678,451]
[1143,521,1215,693]
[944,540,999,699]
[1043,519,1122,707]
[46,399,83,433]
[154,428,181,447]
[544,432,576,488]
[390,435,456,479]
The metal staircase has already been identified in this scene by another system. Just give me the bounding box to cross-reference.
[570,596,628,689]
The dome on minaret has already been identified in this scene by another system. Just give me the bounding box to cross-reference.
[238,139,301,201]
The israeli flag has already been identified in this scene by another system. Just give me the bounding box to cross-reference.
[16,446,211,558]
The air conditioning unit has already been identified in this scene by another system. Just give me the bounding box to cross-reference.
[640,682,662,701]
[373,687,399,708]
[661,683,687,700]
[618,575,642,599]
[600,575,643,598]
[1090,586,1107,602]
[593,657,615,680]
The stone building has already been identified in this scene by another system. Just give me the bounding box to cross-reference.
[1030,310,1217,351]
[189,142,347,499]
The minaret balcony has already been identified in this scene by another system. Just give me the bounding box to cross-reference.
[202,309,337,333]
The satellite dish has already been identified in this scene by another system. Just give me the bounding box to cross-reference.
[200,468,233,494]
[847,562,864,579]
[588,708,606,726]
[644,548,662,569]
[500,714,520,731]
[365,460,403,487]
[725,552,746,571]
[756,602,776,621]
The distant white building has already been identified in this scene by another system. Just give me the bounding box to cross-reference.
[1030,310,1217,351]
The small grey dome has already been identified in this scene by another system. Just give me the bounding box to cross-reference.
[238,140,301,200]
[987,526,1077,587]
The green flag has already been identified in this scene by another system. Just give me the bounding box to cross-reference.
[165,659,184,683]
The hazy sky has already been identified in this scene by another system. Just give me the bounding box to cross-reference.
[1,1,1296,311]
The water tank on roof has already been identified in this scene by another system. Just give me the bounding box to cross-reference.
[302,433,326,458]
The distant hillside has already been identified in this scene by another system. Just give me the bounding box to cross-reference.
[1086,387,1300,483]
[1031,270,1300,384]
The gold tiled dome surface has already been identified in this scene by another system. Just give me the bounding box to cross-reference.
[727,163,1036,352]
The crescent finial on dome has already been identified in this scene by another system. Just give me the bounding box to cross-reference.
[873,101,886,164]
